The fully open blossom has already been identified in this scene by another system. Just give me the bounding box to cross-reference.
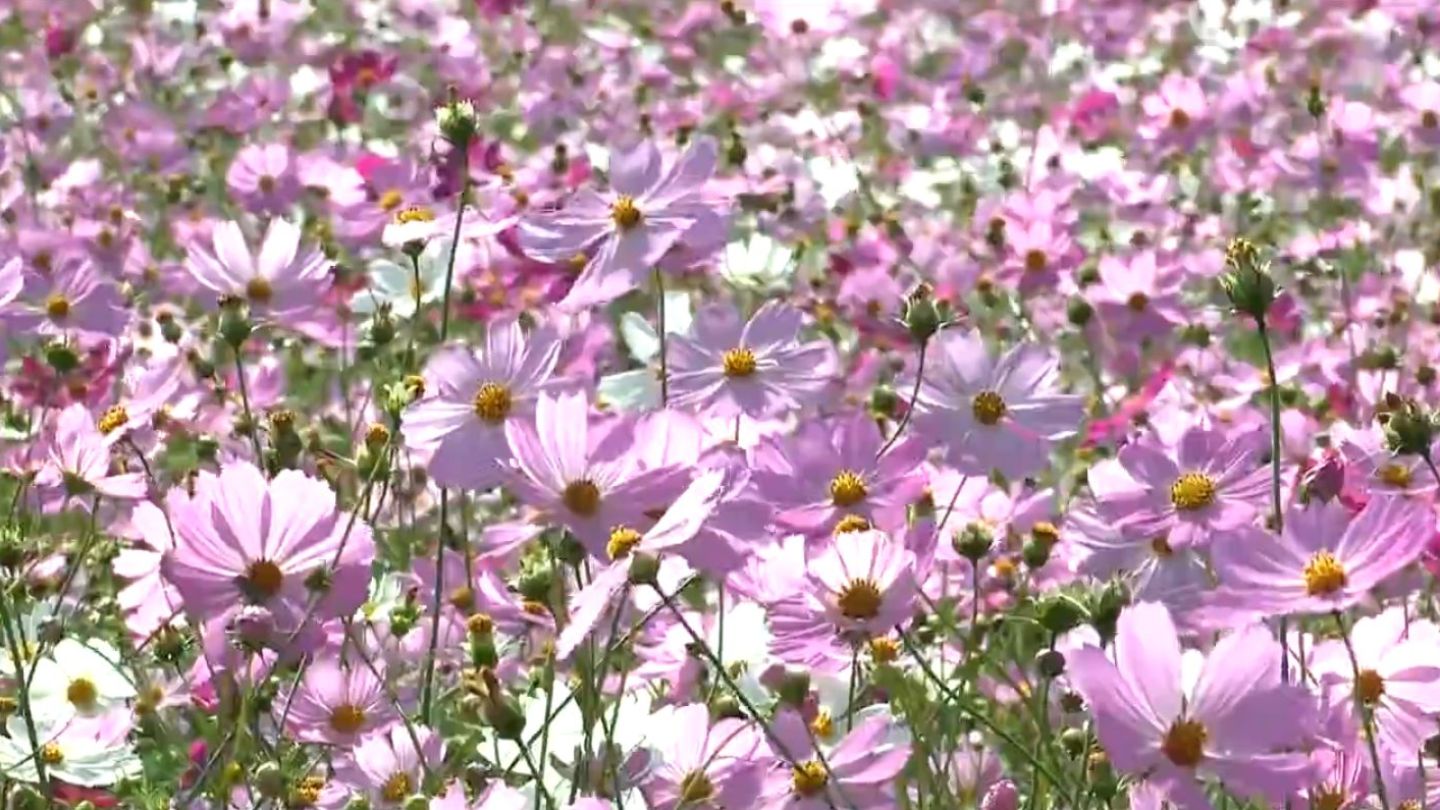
[184,218,332,317]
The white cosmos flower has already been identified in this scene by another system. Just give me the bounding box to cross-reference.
[0,705,141,787]
[351,238,453,317]
[720,233,795,293]
[29,639,136,718]
[597,291,693,412]
[0,598,69,678]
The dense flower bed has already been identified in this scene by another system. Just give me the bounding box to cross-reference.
[1,0,1439,808]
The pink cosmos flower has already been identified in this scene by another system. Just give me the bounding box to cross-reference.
[1310,608,1440,759]
[1400,81,1440,147]
[998,219,1081,296]
[667,301,832,418]
[1209,497,1432,618]
[280,655,398,746]
[907,329,1085,480]
[1065,505,1210,614]
[9,255,125,339]
[518,137,728,310]
[640,703,767,810]
[1140,74,1208,150]
[160,462,375,636]
[1105,424,1270,549]
[1067,602,1312,810]
[115,494,183,640]
[751,413,925,536]
[326,724,444,807]
[758,708,910,809]
[327,51,396,124]
[403,316,562,491]
[1089,250,1186,341]
[1335,424,1438,499]
[505,391,686,558]
[805,528,917,637]
[184,218,332,317]
[226,142,300,214]
[34,403,146,502]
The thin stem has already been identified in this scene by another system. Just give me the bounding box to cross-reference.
[655,588,843,810]
[845,643,860,733]
[518,743,554,809]
[898,629,1080,808]
[420,489,449,723]
[1333,611,1392,810]
[655,268,669,406]
[1258,320,1290,684]
[233,350,266,466]
[0,591,47,796]
[438,156,470,342]
[876,340,927,459]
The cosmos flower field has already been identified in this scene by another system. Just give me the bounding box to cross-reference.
[5,0,1440,807]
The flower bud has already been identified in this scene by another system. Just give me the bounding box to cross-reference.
[253,762,285,797]
[1066,297,1093,327]
[627,551,660,586]
[436,94,480,148]
[1060,727,1088,756]
[952,522,994,562]
[44,342,80,374]
[1220,238,1277,322]
[980,779,1019,810]
[1020,538,1051,569]
[1036,648,1067,679]
[218,296,253,348]
[1383,397,1437,457]
[775,669,811,708]
[1038,597,1085,635]
[900,283,948,342]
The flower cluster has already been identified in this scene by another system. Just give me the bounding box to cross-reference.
[1,0,1439,809]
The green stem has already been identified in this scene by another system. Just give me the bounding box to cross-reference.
[0,591,47,796]
[876,339,927,459]
[845,642,861,733]
[1258,320,1290,684]
[233,350,266,467]
[898,630,1080,808]
[1333,611,1392,810]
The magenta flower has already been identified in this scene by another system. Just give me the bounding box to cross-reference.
[758,708,911,810]
[35,404,146,502]
[907,329,1085,480]
[327,51,396,124]
[641,703,767,810]
[1067,602,1312,810]
[667,301,832,418]
[505,391,686,558]
[1311,608,1440,758]
[160,462,375,636]
[1209,498,1432,617]
[752,413,925,536]
[518,137,728,310]
[280,655,398,746]
[1106,424,1270,549]
[403,316,561,491]
[805,528,917,637]
[184,218,332,317]
[1089,250,1186,341]
[226,142,300,214]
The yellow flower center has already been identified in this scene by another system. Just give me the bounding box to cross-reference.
[448,585,474,612]
[868,635,901,663]
[1127,292,1150,311]
[1031,521,1060,547]
[837,578,883,620]
[245,276,273,304]
[607,526,644,560]
[1024,249,1048,273]
[290,775,326,806]
[1303,551,1348,596]
[394,206,435,224]
[834,514,872,535]
[245,559,285,598]
[791,760,829,796]
[810,709,834,740]
[66,677,97,709]
[1169,472,1217,511]
[39,742,63,765]
[97,404,129,435]
[562,479,601,516]
[611,195,643,230]
[381,771,412,802]
[971,390,1007,426]
[1378,462,1412,488]
[378,189,404,212]
[722,347,757,378]
[45,294,71,320]
[328,703,367,734]
[1356,668,1385,705]
[829,470,868,507]
[472,382,513,424]
[1313,785,1346,810]
[1161,718,1207,767]
[678,769,715,803]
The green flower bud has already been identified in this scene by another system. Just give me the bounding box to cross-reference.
[1036,648,1067,679]
[218,296,253,349]
[1038,596,1086,635]
[1066,297,1093,327]
[1220,238,1277,322]
[952,522,994,562]
[1060,727,1088,756]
